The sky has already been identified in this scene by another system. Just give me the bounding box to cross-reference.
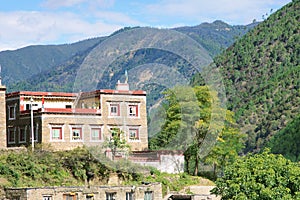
[0,0,292,51]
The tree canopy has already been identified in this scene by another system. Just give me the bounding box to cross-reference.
[211,149,300,200]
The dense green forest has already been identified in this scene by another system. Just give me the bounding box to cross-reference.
[267,114,300,161]
[210,0,300,152]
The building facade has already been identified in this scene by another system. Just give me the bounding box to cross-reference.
[3,81,148,151]
[5,183,162,200]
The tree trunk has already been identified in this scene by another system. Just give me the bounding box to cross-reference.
[193,155,199,176]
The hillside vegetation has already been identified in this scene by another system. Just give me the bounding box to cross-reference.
[0,147,212,197]
[211,0,300,152]
[7,21,255,93]
[0,38,104,86]
[267,114,300,161]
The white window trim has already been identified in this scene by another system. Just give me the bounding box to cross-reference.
[128,126,140,142]
[90,126,103,142]
[49,124,64,142]
[128,103,140,118]
[8,127,16,144]
[42,196,52,200]
[19,127,26,143]
[70,125,84,142]
[107,102,121,118]
[8,105,16,120]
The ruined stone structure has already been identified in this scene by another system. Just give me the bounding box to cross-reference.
[5,183,162,200]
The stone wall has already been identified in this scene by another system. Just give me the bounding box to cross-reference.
[0,86,6,149]
[5,183,162,200]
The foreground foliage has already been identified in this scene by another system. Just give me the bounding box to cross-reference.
[211,149,300,200]
[0,146,212,196]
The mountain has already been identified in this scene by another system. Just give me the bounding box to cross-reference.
[4,21,256,93]
[0,37,104,86]
[211,0,299,152]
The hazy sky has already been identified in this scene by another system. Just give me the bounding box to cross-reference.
[0,0,291,51]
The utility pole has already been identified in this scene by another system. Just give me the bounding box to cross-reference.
[30,96,34,151]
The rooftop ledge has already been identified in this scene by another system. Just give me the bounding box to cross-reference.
[21,108,101,115]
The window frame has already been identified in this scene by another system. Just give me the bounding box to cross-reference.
[128,104,139,117]
[144,191,153,200]
[8,105,16,120]
[50,126,63,141]
[106,192,116,200]
[42,196,52,200]
[90,126,102,142]
[19,127,26,143]
[128,127,140,141]
[109,103,120,117]
[8,127,16,144]
[71,126,83,141]
[126,192,135,200]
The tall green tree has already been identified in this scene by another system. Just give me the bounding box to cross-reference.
[149,86,245,175]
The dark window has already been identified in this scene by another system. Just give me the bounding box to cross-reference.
[72,127,82,140]
[106,192,116,200]
[144,191,153,200]
[126,192,134,200]
[9,106,16,119]
[8,128,15,144]
[19,128,26,143]
[128,105,138,117]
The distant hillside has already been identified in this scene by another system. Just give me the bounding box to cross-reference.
[7,21,256,93]
[211,0,299,152]
[174,20,257,57]
[0,37,104,86]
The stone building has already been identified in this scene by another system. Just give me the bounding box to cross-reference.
[3,80,148,151]
[5,183,162,200]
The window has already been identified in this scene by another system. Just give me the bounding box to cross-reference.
[106,192,116,200]
[63,194,77,200]
[86,194,94,200]
[128,105,138,117]
[110,127,121,138]
[43,196,52,200]
[129,128,139,140]
[72,127,82,141]
[51,127,63,140]
[8,128,15,144]
[109,103,120,116]
[9,105,16,120]
[91,127,102,141]
[66,105,72,108]
[19,128,26,143]
[144,191,153,200]
[126,192,134,200]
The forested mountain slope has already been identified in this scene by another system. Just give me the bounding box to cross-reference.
[212,0,300,152]
[7,21,255,93]
[0,38,104,86]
